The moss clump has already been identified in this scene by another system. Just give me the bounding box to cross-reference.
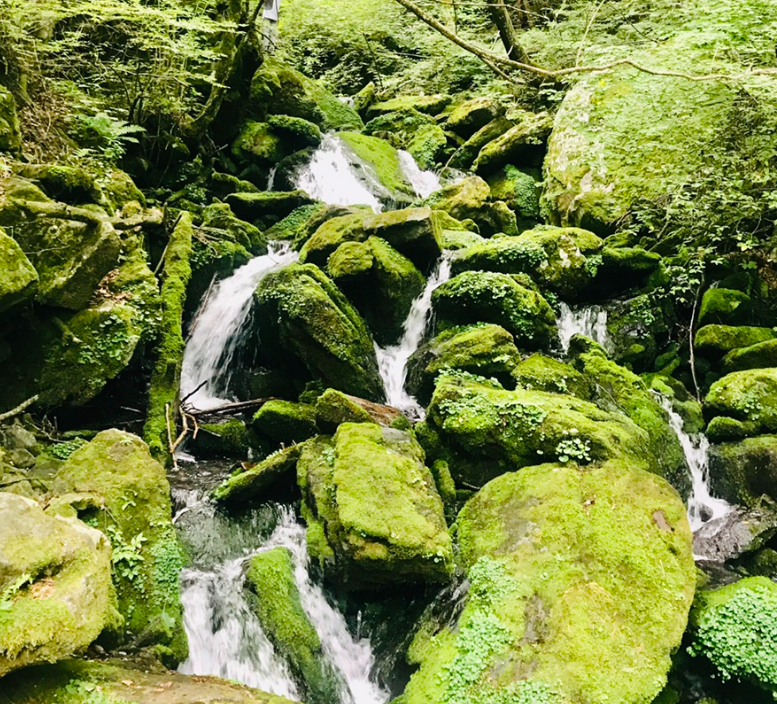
[254,262,384,400]
[367,95,451,117]
[362,207,443,269]
[709,436,777,509]
[0,225,38,313]
[213,444,303,505]
[192,419,253,459]
[52,430,187,664]
[264,203,330,249]
[246,548,339,704]
[433,270,556,350]
[143,213,193,465]
[449,117,514,170]
[705,369,777,437]
[313,388,403,432]
[486,165,541,225]
[0,85,21,152]
[474,111,553,174]
[446,97,504,138]
[698,288,752,326]
[253,400,319,445]
[695,324,776,357]
[364,108,446,170]
[690,577,777,691]
[297,423,453,587]
[512,353,593,399]
[338,131,415,202]
[299,212,367,266]
[406,324,522,405]
[0,493,116,677]
[723,338,777,373]
[401,461,695,704]
[267,114,323,149]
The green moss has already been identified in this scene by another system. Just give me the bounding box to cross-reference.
[690,577,777,690]
[192,419,252,458]
[254,262,384,400]
[362,207,443,269]
[698,288,752,327]
[267,114,323,149]
[441,229,485,250]
[213,444,303,505]
[446,97,503,138]
[0,493,116,677]
[253,400,318,445]
[297,423,453,587]
[705,368,777,437]
[474,112,553,174]
[0,85,21,152]
[486,165,541,223]
[723,338,777,372]
[264,203,330,249]
[338,131,415,202]
[246,548,339,704]
[143,213,193,466]
[364,108,446,170]
[0,225,38,312]
[52,430,187,663]
[314,389,373,430]
[512,354,593,399]
[449,117,514,171]
[367,94,451,117]
[432,271,556,349]
[708,436,777,508]
[403,461,694,704]
[299,212,367,266]
[695,324,776,357]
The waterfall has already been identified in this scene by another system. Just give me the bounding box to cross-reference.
[375,252,453,420]
[180,242,299,411]
[656,395,730,532]
[175,493,388,704]
[557,302,610,353]
[398,151,441,200]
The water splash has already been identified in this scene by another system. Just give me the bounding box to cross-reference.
[180,242,299,411]
[557,302,610,353]
[175,494,388,704]
[398,150,441,200]
[656,394,730,532]
[375,252,453,419]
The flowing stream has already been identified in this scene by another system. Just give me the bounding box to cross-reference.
[657,395,730,532]
[375,252,453,419]
[180,242,299,411]
[176,492,388,704]
[557,302,610,353]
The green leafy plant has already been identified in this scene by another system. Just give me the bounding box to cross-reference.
[73,111,145,162]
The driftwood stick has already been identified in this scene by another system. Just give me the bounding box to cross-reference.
[0,395,40,423]
[185,397,276,417]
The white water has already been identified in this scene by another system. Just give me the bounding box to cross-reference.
[176,494,388,704]
[398,150,441,199]
[180,242,299,411]
[657,395,730,532]
[376,252,453,419]
[557,302,610,353]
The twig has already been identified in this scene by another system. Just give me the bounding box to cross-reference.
[185,397,276,416]
[0,395,39,423]
[689,279,705,403]
[180,380,208,406]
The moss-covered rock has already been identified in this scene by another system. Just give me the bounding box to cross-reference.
[250,57,363,130]
[362,207,443,269]
[451,226,603,297]
[698,288,752,327]
[406,324,521,405]
[297,423,453,587]
[246,547,339,704]
[422,373,654,486]
[364,108,446,170]
[0,85,21,152]
[299,211,368,267]
[0,493,116,677]
[449,116,514,171]
[446,97,504,139]
[226,190,315,224]
[268,114,323,149]
[253,400,318,445]
[190,419,253,459]
[213,444,302,505]
[232,121,286,166]
[254,262,384,400]
[689,576,777,693]
[432,271,556,349]
[512,353,593,399]
[2,658,298,703]
[16,164,104,206]
[485,165,541,228]
[51,430,187,664]
[328,236,425,345]
[723,338,777,373]
[401,461,695,704]
[705,369,777,438]
[709,436,777,509]
[367,94,451,118]
[695,324,777,357]
[473,111,553,174]
[314,388,404,432]
[0,225,37,313]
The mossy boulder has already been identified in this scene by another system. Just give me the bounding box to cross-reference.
[698,288,752,327]
[190,419,253,459]
[328,236,425,345]
[254,263,384,400]
[705,369,777,438]
[253,400,318,445]
[367,94,451,117]
[0,85,21,152]
[406,324,521,405]
[0,225,38,313]
[709,436,777,509]
[401,461,695,704]
[449,116,514,170]
[225,190,315,224]
[473,111,553,174]
[364,108,446,170]
[421,374,654,486]
[0,493,116,677]
[268,114,323,150]
[485,165,541,228]
[212,444,302,506]
[452,226,603,298]
[423,176,516,237]
[512,353,594,400]
[298,211,369,266]
[362,207,443,269]
[689,577,777,693]
[2,658,299,704]
[446,97,504,138]
[723,338,777,373]
[432,271,556,350]
[250,57,363,130]
[246,547,339,704]
[695,324,777,358]
[232,121,286,166]
[51,430,187,664]
[297,423,453,587]
[314,388,404,432]
[16,164,104,206]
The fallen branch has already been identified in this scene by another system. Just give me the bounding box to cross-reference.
[184,397,276,417]
[0,395,40,423]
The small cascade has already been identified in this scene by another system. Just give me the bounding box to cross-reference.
[295,134,385,212]
[656,395,730,532]
[266,166,278,191]
[557,302,610,353]
[175,493,388,704]
[376,252,453,419]
[180,242,299,411]
[398,151,441,200]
